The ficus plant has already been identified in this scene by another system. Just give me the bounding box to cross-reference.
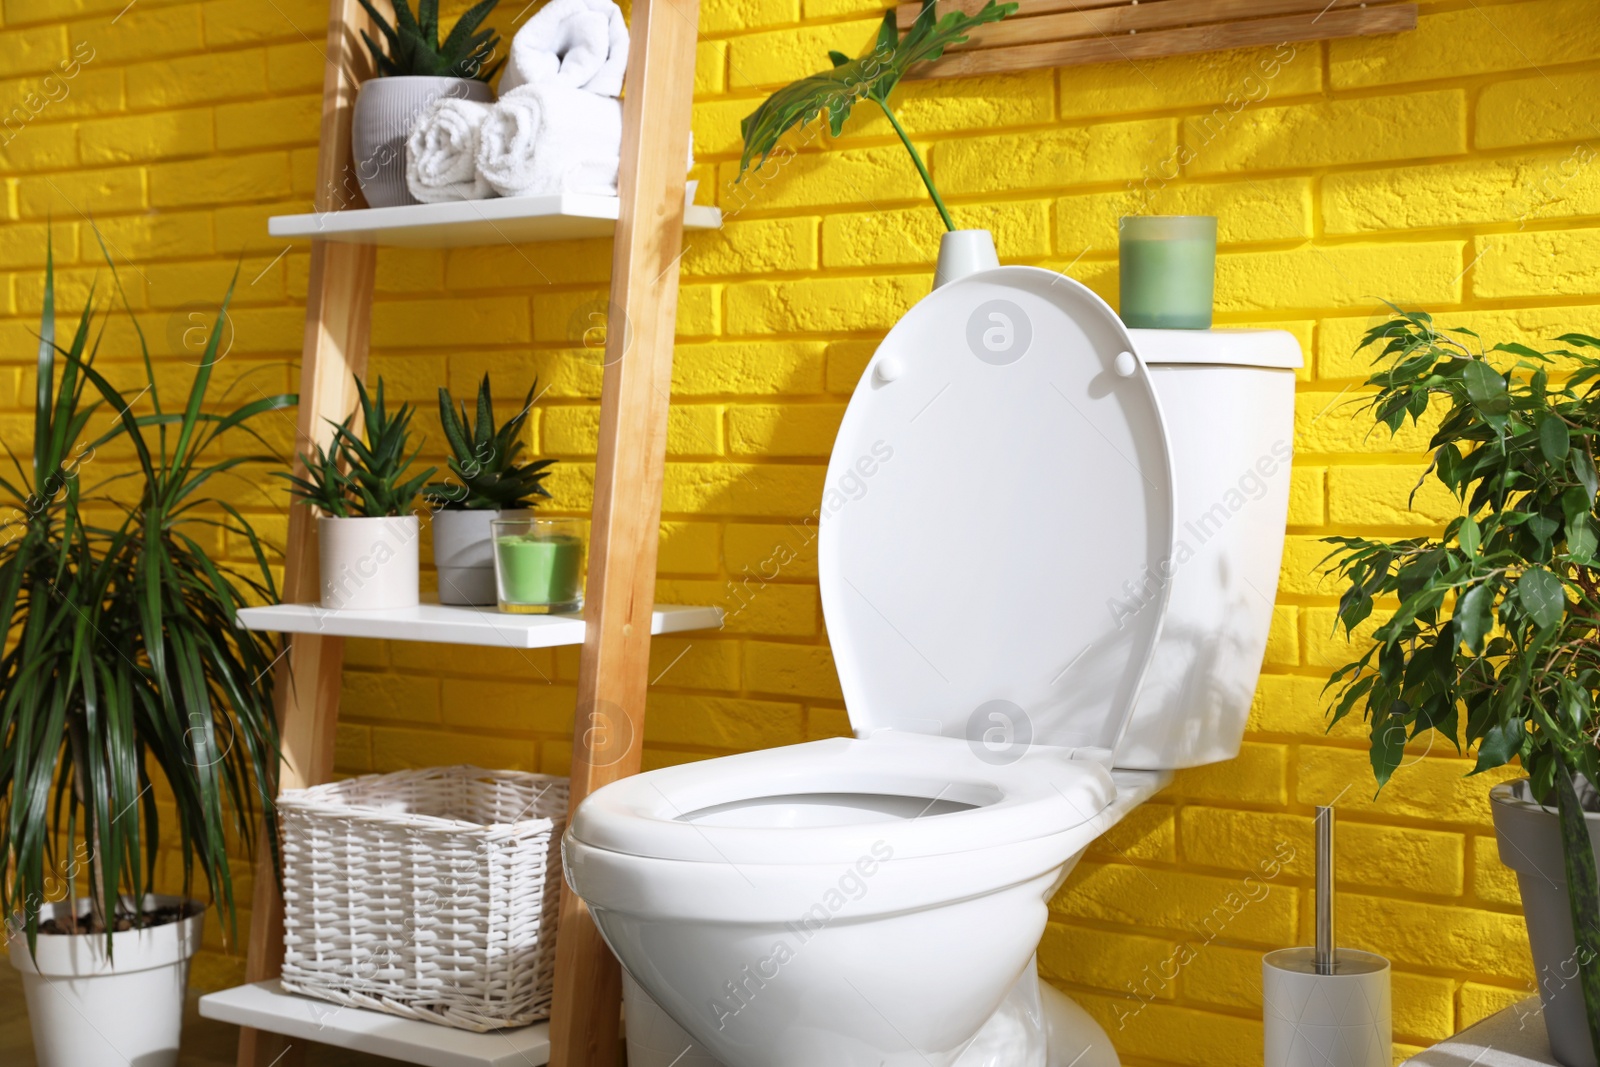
[280,376,436,518]
[0,239,291,951]
[738,0,1015,232]
[1323,308,1600,1056]
[422,375,556,512]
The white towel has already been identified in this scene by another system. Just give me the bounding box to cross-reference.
[406,96,495,203]
[476,81,623,198]
[499,0,629,98]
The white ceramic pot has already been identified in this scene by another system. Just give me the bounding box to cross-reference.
[351,76,492,208]
[8,894,205,1067]
[318,514,420,610]
[432,508,497,606]
[1492,779,1600,1067]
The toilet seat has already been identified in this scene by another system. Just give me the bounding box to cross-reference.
[567,733,1115,867]
[820,266,1175,757]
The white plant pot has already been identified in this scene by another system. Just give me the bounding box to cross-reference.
[318,514,420,610]
[352,76,492,208]
[1491,779,1600,1067]
[8,894,205,1067]
[432,508,497,606]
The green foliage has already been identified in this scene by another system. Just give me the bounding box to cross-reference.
[423,375,555,511]
[1323,308,1600,1057]
[737,0,1014,232]
[0,238,292,953]
[281,377,436,519]
[357,0,503,81]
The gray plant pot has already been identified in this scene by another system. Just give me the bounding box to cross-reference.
[351,76,491,209]
[1491,779,1600,1067]
[432,508,497,606]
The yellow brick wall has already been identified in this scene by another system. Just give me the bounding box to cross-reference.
[2,0,1592,1060]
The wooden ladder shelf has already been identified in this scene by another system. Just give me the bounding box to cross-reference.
[207,0,707,1064]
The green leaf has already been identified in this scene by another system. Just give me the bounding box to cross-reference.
[1458,514,1480,557]
[1540,413,1572,464]
[1369,702,1407,788]
[1518,567,1566,630]
[1455,583,1494,653]
[1473,716,1524,772]
[1570,518,1599,563]
[1576,448,1600,504]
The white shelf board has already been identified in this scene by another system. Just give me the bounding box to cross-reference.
[237,599,722,648]
[199,980,548,1067]
[268,192,722,248]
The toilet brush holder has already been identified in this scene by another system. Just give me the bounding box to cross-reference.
[1263,806,1391,1067]
[1263,947,1391,1067]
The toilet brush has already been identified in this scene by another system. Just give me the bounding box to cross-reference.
[1262,807,1392,1067]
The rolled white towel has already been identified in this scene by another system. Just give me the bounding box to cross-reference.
[406,96,495,203]
[476,81,623,198]
[499,0,629,98]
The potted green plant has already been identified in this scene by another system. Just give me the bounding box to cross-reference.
[1323,309,1600,1067]
[352,0,502,207]
[2,243,289,1067]
[422,375,555,606]
[738,0,1013,281]
[281,376,435,611]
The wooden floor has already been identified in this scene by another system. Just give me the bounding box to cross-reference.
[0,963,400,1066]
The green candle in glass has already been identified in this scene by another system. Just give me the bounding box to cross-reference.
[492,517,584,614]
[1118,215,1217,330]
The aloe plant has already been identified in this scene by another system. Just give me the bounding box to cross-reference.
[738,0,1014,232]
[357,0,503,81]
[0,238,292,951]
[423,375,555,511]
[280,376,436,518]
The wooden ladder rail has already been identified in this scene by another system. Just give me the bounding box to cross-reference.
[236,0,377,1063]
[232,0,702,1063]
[547,0,701,1062]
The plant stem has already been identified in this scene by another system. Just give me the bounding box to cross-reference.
[876,100,955,233]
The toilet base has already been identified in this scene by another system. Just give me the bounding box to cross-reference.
[621,962,1120,1067]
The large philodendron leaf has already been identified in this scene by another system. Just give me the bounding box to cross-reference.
[737,0,1014,176]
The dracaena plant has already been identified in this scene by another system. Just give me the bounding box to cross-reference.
[280,376,436,518]
[357,0,503,81]
[0,239,292,951]
[422,375,556,511]
[738,0,1015,232]
[1323,308,1600,1057]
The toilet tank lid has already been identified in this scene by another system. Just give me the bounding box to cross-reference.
[1127,328,1303,369]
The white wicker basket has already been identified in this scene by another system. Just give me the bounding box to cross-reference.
[278,765,569,1032]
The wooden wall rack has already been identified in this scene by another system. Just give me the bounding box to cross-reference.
[896,0,1418,79]
[197,0,709,1065]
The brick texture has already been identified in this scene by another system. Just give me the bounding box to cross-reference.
[6,0,1571,1052]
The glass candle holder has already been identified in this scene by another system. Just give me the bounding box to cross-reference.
[1118,215,1218,330]
[492,517,584,614]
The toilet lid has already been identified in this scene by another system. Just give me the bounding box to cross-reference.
[819,266,1175,756]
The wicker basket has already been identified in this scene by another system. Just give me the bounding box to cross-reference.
[278,765,569,1032]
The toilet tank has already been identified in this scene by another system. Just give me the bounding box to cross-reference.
[1114,329,1301,770]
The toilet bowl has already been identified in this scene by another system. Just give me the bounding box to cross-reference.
[564,253,1301,1067]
